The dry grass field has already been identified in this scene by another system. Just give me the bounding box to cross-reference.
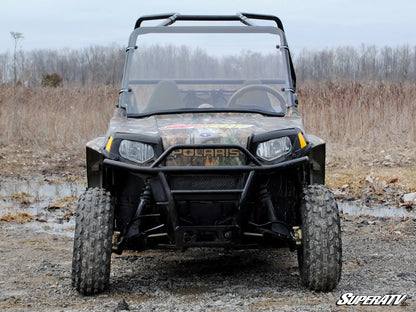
[0,81,415,199]
[298,81,416,202]
[0,84,117,149]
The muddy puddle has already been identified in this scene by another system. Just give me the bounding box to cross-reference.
[0,178,85,237]
[338,201,416,218]
[0,178,85,199]
[1,178,415,237]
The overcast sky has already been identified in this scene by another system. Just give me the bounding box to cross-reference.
[2,0,416,54]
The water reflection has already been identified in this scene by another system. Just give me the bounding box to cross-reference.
[338,202,415,218]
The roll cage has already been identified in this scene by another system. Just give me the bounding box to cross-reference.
[118,13,298,117]
[132,12,296,88]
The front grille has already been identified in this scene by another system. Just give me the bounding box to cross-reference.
[168,174,245,191]
[164,147,247,167]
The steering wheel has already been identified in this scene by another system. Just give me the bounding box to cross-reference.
[227,84,286,112]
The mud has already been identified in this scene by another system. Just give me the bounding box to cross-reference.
[0,177,415,311]
[339,202,416,218]
[0,177,83,238]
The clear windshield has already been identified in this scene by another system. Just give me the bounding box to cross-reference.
[120,28,291,116]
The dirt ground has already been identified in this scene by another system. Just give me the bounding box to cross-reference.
[0,214,414,311]
[0,145,415,311]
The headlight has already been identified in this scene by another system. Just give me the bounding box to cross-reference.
[256,137,292,161]
[119,140,154,163]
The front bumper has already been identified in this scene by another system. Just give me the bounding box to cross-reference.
[104,155,308,175]
[104,144,309,248]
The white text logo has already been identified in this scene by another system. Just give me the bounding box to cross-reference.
[336,293,407,306]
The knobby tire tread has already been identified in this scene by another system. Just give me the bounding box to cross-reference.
[298,185,342,291]
[71,188,114,295]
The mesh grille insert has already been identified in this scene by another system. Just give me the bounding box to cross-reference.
[168,174,245,190]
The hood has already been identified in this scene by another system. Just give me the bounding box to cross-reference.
[108,112,305,150]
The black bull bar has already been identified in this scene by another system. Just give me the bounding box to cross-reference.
[103,144,309,247]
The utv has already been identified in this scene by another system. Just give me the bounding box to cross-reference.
[72,13,341,295]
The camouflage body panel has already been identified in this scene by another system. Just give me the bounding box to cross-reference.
[106,111,305,166]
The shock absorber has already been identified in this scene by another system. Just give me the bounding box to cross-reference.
[259,183,278,222]
[116,181,152,252]
[132,181,152,222]
[258,183,290,237]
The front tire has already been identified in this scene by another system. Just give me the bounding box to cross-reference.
[72,188,114,295]
[298,185,342,291]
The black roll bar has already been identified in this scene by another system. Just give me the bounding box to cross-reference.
[134,12,285,31]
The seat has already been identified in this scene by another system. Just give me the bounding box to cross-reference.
[143,80,183,113]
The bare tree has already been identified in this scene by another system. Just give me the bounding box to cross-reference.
[0,52,11,83]
[10,32,24,84]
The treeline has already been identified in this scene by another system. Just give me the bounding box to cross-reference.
[0,44,125,86]
[295,45,416,82]
[129,45,284,80]
[1,44,416,86]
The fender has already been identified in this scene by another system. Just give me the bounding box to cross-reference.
[86,136,106,188]
[306,134,326,185]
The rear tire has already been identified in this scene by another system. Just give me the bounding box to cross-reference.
[298,185,342,291]
[72,188,114,295]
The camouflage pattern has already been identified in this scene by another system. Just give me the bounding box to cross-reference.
[106,110,305,166]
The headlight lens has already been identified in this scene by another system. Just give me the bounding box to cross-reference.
[256,137,292,161]
[119,140,154,163]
